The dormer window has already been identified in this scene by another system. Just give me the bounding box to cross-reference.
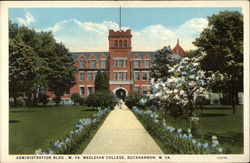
[90,60,95,68]
[79,60,84,68]
[144,60,150,68]
[134,60,140,68]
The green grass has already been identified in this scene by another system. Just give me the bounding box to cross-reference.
[161,105,243,154]
[9,106,97,154]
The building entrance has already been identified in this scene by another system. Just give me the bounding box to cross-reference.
[115,88,126,100]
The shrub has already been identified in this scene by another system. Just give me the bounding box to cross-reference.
[85,91,116,109]
[78,97,85,106]
[125,92,144,109]
[70,93,81,105]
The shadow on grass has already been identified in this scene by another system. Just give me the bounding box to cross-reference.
[9,110,35,113]
[198,113,228,117]
[9,120,20,123]
[80,109,97,112]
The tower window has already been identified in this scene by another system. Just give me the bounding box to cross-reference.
[124,40,127,47]
[114,40,118,47]
[119,40,122,47]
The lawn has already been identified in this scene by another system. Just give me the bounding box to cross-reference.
[9,106,97,154]
[161,105,244,154]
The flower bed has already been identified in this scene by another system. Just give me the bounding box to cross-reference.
[132,106,225,154]
[35,107,110,154]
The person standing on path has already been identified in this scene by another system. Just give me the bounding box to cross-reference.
[119,99,123,109]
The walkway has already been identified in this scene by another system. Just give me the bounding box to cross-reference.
[82,103,163,154]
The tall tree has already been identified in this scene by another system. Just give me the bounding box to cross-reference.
[94,71,109,92]
[9,37,42,107]
[9,21,76,106]
[193,11,243,114]
[47,42,76,98]
[150,46,180,82]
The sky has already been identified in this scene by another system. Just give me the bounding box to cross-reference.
[9,7,242,52]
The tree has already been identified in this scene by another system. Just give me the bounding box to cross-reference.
[150,46,180,82]
[47,42,76,98]
[94,71,109,92]
[193,11,243,114]
[9,22,76,107]
[142,55,212,124]
[9,37,42,107]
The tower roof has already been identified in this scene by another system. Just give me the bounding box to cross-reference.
[172,39,185,57]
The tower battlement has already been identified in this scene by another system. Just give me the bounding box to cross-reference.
[109,29,132,37]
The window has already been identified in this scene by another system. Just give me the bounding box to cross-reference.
[87,87,93,95]
[90,60,95,68]
[114,40,118,47]
[142,87,147,95]
[118,72,123,80]
[144,60,150,68]
[142,72,147,81]
[123,60,127,67]
[79,72,84,81]
[124,40,127,47]
[118,60,123,67]
[114,72,117,80]
[134,60,139,68]
[101,60,106,68]
[79,60,84,68]
[88,72,92,81]
[80,87,85,95]
[113,60,117,67]
[134,72,139,80]
[119,40,122,47]
[123,72,127,80]
[134,86,139,93]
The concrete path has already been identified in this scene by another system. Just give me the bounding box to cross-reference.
[82,103,164,154]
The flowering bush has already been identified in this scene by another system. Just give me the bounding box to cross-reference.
[35,107,110,154]
[132,107,226,154]
[142,54,213,121]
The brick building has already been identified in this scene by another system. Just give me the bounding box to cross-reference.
[63,29,185,102]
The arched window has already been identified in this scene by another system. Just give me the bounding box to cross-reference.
[124,40,127,47]
[119,40,122,47]
[114,40,118,47]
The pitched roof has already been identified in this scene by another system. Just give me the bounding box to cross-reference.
[172,39,185,57]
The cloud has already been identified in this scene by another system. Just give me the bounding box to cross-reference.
[16,10,35,26]
[175,18,208,49]
[36,17,208,52]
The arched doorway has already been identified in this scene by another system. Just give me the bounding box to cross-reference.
[115,88,126,100]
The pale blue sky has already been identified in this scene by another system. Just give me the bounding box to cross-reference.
[9,7,242,52]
